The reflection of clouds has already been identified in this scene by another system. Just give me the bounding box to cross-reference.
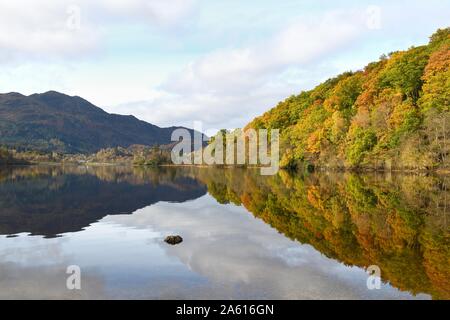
[0,263,107,300]
[105,195,430,300]
[0,195,431,299]
[0,234,68,266]
[276,246,313,267]
[0,235,106,299]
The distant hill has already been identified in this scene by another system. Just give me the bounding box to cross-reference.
[0,91,196,153]
[246,28,450,171]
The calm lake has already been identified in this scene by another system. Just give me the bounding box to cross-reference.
[0,166,448,299]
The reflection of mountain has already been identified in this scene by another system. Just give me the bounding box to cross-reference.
[187,168,449,300]
[1,166,448,299]
[0,166,206,237]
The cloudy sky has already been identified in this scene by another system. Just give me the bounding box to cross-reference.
[0,0,449,130]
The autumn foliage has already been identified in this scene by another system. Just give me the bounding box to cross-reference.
[247,28,450,170]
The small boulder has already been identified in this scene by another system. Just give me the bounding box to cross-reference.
[164,235,183,245]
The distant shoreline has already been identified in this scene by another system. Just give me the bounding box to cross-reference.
[1,161,449,175]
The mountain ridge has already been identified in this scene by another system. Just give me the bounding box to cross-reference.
[0,90,195,154]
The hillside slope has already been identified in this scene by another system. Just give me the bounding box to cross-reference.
[0,91,191,153]
[247,28,450,171]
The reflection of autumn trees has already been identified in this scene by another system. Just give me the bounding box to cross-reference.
[191,168,449,299]
[1,165,447,298]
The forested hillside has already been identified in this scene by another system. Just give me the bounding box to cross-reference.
[0,91,194,154]
[247,28,449,171]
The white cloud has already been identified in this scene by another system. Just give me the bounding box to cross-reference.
[113,91,276,130]
[0,0,196,62]
[165,11,363,95]
[2,1,448,130]
[111,10,367,129]
[0,1,97,61]
[87,0,196,26]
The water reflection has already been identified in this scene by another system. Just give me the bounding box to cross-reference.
[191,168,449,300]
[0,166,206,237]
[0,166,448,299]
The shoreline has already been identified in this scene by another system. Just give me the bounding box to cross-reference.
[2,162,449,175]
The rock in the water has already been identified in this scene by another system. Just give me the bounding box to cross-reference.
[164,235,183,245]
